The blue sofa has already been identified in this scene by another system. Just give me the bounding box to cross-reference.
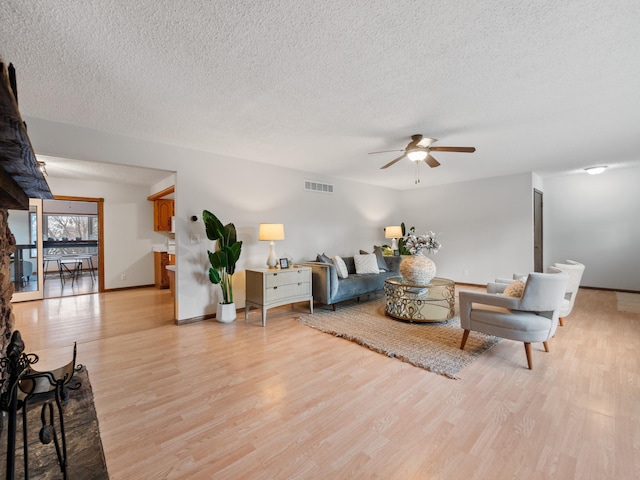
[304,255,401,309]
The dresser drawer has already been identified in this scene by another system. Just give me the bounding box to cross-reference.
[265,281,311,302]
[265,268,310,288]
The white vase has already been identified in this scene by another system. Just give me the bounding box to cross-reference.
[216,302,236,323]
[400,252,437,285]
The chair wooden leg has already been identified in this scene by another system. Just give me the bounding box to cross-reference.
[559,317,564,326]
[543,341,550,352]
[524,342,533,369]
[460,329,470,350]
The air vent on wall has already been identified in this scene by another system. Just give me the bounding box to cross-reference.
[304,180,334,194]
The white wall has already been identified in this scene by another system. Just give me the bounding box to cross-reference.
[543,166,640,291]
[27,117,400,320]
[26,117,640,321]
[398,173,535,285]
[7,210,30,243]
[150,175,176,197]
[44,176,166,289]
[171,153,399,320]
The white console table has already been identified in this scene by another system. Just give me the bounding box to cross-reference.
[245,267,313,326]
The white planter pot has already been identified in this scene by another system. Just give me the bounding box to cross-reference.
[216,302,236,323]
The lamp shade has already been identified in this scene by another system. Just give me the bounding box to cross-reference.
[258,223,285,241]
[385,226,403,239]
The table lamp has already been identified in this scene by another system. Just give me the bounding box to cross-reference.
[385,225,403,251]
[258,223,285,268]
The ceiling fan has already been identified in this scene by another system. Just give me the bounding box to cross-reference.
[369,134,476,171]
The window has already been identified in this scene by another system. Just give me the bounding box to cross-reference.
[43,214,99,255]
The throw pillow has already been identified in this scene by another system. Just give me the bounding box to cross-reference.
[372,246,388,272]
[354,253,380,274]
[504,279,526,298]
[332,256,349,279]
[359,247,388,272]
[316,253,332,264]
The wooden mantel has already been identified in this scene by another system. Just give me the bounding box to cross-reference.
[0,60,52,209]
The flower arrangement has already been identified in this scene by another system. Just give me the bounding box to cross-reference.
[403,230,441,255]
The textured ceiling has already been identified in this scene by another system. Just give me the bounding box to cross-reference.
[2,0,640,189]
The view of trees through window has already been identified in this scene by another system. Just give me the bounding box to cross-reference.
[44,215,98,241]
[42,214,98,254]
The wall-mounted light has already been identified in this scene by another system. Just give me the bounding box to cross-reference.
[37,161,47,176]
[584,166,607,175]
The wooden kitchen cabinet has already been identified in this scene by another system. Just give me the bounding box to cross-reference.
[154,252,175,288]
[154,199,174,231]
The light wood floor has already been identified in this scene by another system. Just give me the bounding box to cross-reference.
[11,286,640,479]
[16,270,98,298]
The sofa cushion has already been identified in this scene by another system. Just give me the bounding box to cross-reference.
[383,255,402,273]
[354,254,380,274]
[332,256,349,279]
[332,273,388,303]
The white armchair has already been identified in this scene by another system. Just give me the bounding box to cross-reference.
[488,261,585,326]
[9,259,34,286]
[460,271,569,369]
[553,260,585,326]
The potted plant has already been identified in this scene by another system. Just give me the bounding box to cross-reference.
[397,222,415,256]
[203,210,243,323]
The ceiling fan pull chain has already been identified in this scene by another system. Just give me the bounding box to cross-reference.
[415,162,420,184]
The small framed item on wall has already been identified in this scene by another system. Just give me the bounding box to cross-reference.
[279,258,289,269]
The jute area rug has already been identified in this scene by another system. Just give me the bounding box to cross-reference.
[297,298,500,379]
[1,366,109,479]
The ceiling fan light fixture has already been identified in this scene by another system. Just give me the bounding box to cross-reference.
[406,149,428,162]
[584,166,607,175]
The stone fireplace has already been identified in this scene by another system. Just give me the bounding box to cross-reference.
[0,59,52,370]
[0,209,16,350]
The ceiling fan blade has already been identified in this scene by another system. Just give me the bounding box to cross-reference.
[429,146,476,153]
[406,134,423,149]
[424,154,441,168]
[368,149,404,155]
[417,137,437,147]
[380,155,406,169]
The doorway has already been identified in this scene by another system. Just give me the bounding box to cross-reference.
[5,197,101,301]
[41,196,104,299]
[533,189,543,272]
[7,199,45,302]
